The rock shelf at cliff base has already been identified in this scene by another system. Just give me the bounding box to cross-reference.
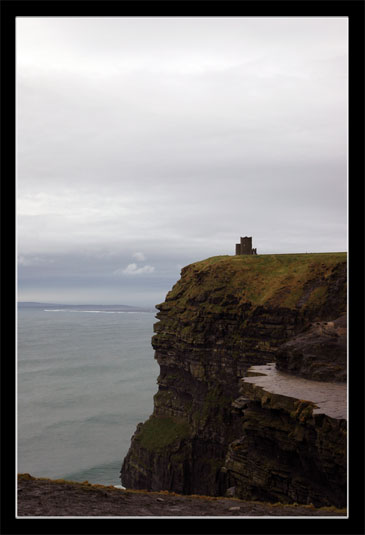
[242,363,347,420]
[121,252,347,508]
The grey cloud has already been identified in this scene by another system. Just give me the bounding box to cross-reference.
[16,17,348,305]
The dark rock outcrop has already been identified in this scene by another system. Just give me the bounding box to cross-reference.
[275,315,347,382]
[121,253,347,507]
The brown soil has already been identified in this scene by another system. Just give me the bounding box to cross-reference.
[17,474,347,517]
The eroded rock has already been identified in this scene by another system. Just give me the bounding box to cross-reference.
[222,363,347,507]
[275,315,347,382]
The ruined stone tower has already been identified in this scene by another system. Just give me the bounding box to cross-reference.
[235,236,257,255]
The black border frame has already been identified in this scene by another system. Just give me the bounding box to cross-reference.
[1,2,364,534]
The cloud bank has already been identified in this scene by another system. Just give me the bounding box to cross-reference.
[16,17,348,305]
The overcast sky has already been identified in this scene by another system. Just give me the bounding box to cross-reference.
[16,17,348,306]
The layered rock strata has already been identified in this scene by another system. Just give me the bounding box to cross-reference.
[223,364,346,507]
[121,253,347,506]
[275,315,347,382]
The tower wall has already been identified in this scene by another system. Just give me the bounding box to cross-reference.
[240,236,253,255]
[235,236,257,255]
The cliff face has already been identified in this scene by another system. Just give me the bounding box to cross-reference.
[121,253,347,507]
[275,315,347,382]
[224,363,347,507]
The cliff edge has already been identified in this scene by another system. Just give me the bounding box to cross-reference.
[121,253,347,507]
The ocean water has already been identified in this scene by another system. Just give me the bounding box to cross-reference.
[17,304,159,487]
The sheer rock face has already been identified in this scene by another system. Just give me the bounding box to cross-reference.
[224,363,347,507]
[275,315,347,382]
[121,254,347,507]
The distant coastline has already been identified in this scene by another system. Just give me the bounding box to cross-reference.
[17,302,156,313]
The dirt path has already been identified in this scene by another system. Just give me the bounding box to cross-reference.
[17,475,346,517]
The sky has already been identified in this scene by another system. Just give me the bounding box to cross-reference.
[16,17,348,306]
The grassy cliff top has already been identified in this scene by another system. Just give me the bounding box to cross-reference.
[163,252,347,311]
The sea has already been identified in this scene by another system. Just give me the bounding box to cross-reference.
[17,303,159,487]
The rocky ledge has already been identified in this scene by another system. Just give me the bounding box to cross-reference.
[121,253,347,508]
[224,363,346,507]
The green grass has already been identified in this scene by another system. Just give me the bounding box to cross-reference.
[137,416,191,451]
[164,252,346,311]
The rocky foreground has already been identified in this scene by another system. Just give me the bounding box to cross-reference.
[17,474,346,517]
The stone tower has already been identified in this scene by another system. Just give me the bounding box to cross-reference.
[235,236,257,255]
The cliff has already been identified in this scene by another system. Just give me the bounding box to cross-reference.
[121,253,347,507]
